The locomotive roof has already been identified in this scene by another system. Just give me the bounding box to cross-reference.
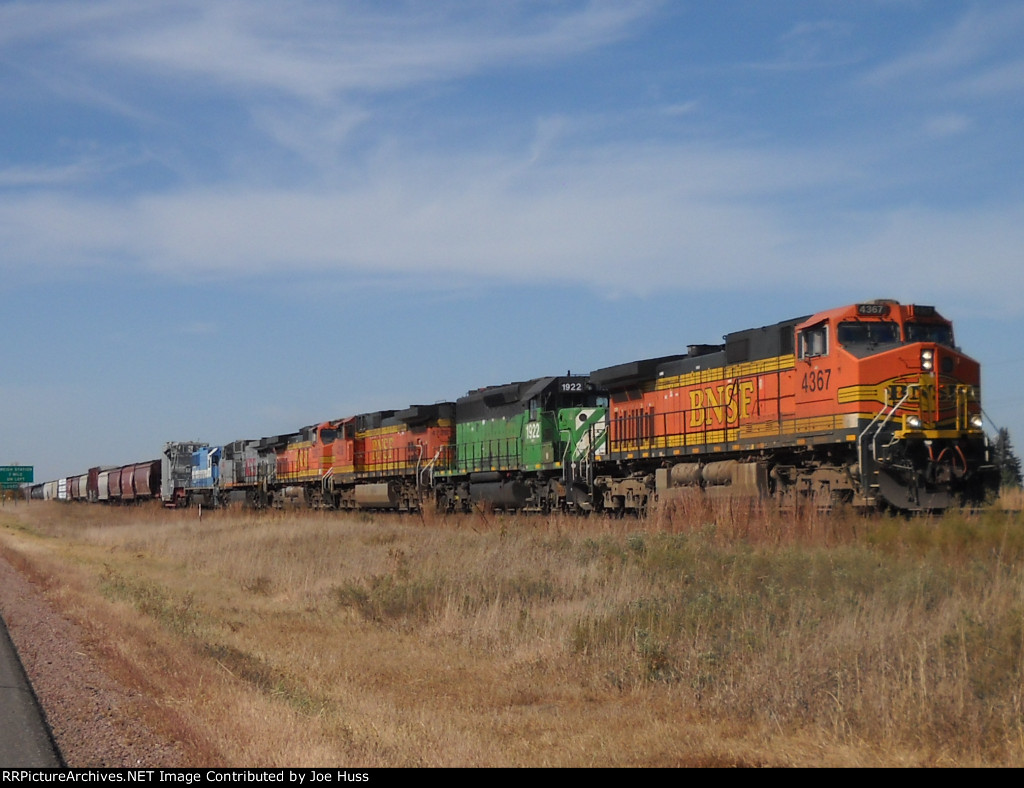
[723,314,809,365]
[795,300,949,329]
[591,312,812,391]
[356,403,456,430]
[456,376,592,421]
[459,375,591,403]
[392,402,455,425]
[589,356,687,389]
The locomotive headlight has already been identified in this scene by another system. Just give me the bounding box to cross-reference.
[906,415,923,430]
[970,414,984,430]
[921,349,934,371]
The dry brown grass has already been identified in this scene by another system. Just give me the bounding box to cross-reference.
[997,486,1024,512]
[2,497,1023,767]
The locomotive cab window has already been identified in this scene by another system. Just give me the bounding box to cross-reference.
[905,322,955,348]
[837,320,900,350]
[798,323,829,359]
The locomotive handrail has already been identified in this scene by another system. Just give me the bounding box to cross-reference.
[413,443,425,490]
[561,438,580,487]
[955,384,973,431]
[562,421,601,491]
[857,383,918,471]
[420,446,444,489]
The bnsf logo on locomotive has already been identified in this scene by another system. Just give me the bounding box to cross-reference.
[887,380,962,406]
[688,380,757,428]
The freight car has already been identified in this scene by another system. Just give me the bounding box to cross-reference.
[32,461,162,505]
[36,299,1000,516]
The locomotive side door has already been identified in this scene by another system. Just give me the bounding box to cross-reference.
[795,320,835,415]
[523,396,555,466]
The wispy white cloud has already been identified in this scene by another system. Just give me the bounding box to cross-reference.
[2,0,657,103]
[922,112,972,137]
[773,18,857,69]
[178,321,219,336]
[1,1,1021,315]
[822,202,1024,314]
[948,58,1024,99]
[0,160,106,188]
[3,140,1020,311]
[1,0,664,177]
[861,4,1024,97]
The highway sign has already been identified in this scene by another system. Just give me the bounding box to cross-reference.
[0,466,34,489]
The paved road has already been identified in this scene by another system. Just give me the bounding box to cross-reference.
[0,613,63,767]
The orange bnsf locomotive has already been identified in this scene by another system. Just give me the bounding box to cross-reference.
[590,299,998,513]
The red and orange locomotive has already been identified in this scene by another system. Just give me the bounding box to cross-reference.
[273,404,454,511]
[590,299,998,513]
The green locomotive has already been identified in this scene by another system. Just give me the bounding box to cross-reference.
[433,375,608,513]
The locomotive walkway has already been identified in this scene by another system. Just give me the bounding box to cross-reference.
[0,613,62,767]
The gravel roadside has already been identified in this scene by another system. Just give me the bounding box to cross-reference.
[0,552,187,768]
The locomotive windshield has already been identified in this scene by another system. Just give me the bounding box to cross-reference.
[555,379,604,408]
[837,320,901,349]
[905,322,954,347]
[838,319,955,353]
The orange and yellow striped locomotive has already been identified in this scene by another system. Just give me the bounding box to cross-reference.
[590,299,998,513]
[270,404,454,510]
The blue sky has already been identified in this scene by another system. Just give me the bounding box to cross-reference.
[2,0,1023,484]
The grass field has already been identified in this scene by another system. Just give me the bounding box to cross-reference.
[2,495,1023,766]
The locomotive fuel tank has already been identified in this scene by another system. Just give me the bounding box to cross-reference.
[354,481,402,509]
